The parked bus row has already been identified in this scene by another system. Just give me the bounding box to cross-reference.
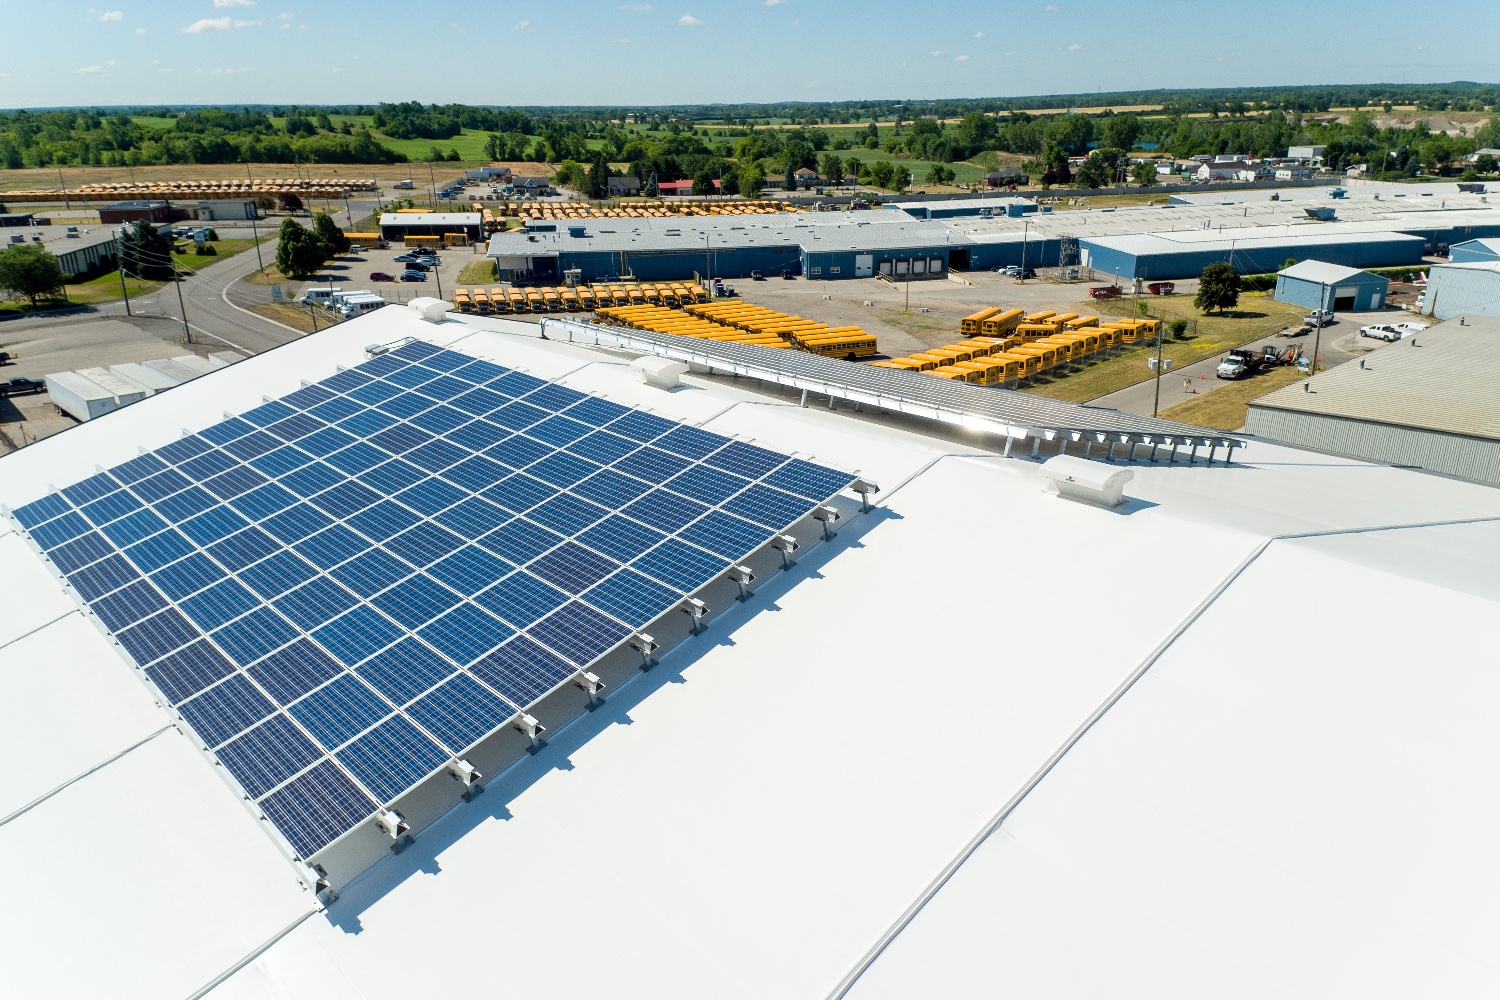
[485,200,794,222]
[595,305,795,350]
[453,281,709,315]
[681,302,878,359]
[872,313,1163,386]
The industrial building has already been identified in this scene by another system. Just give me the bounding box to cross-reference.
[1447,237,1500,264]
[98,200,174,225]
[1274,260,1390,312]
[2,301,1500,1000]
[0,212,40,228]
[1247,315,1500,484]
[1078,229,1425,281]
[378,211,483,244]
[484,186,1500,284]
[1421,261,1500,320]
[6,223,122,278]
[488,213,968,283]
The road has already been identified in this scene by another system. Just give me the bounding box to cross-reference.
[1088,314,1378,417]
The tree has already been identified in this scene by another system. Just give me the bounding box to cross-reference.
[818,152,843,182]
[738,162,765,197]
[118,219,175,279]
[0,243,65,306]
[311,212,349,256]
[691,168,716,196]
[554,160,586,191]
[586,149,610,199]
[1102,115,1141,152]
[1130,161,1157,185]
[1168,318,1189,339]
[923,163,955,185]
[277,192,303,213]
[253,193,276,213]
[1074,149,1117,188]
[1194,262,1240,314]
[485,133,502,160]
[275,217,326,279]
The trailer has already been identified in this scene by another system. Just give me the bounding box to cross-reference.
[1089,285,1124,300]
[45,371,122,422]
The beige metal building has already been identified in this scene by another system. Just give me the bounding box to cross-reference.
[1246,315,1500,484]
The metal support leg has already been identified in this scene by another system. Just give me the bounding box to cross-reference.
[799,389,808,407]
[1128,442,1138,461]
[1083,441,1092,459]
[1169,443,1178,463]
[1226,443,1237,464]
[1189,442,1199,464]
[1207,444,1217,465]
[1149,444,1158,462]
[827,394,834,410]
[1030,437,1041,458]
[1003,435,1014,458]
[1106,441,1115,462]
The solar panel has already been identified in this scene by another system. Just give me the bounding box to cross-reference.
[10,342,857,874]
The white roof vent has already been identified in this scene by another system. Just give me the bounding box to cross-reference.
[631,356,689,390]
[1038,455,1134,508]
[407,297,453,323]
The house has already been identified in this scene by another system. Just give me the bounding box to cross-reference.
[656,179,693,196]
[1346,164,1367,177]
[1196,159,1255,181]
[1468,148,1500,163]
[1288,144,1327,165]
[982,168,1029,187]
[513,176,554,196]
[607,176,642,197]
[1276,166,1314,181]
[791,167,820,190]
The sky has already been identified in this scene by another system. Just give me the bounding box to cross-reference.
[1,0,1497,110]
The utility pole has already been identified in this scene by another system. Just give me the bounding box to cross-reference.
[428,161,437,208]
[58,167,70,210]
[115,228,132,316]
[704,230,712,296]
[170,250,191,344]
[1019,220,1030,282]
[1310,280,1326,375]
[246,163,265,274]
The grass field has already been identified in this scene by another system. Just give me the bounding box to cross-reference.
[64,271,163,305]
[458,260,497,285]
[174,237,267,274]
[1022,293,1307,403]
[1158,365,1305,430]
[128,116,181,130]
[245,302,333,334]
[369,130,496,162]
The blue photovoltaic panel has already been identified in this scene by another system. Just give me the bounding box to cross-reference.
[14,341,856,861]
[179,674,277,748]
[407,674,514,754]
[339,409,400,439]
[288,673,394,752]
[248,639,344,704]
[470,635,575,709]
[257,760,378,857]
[357,638,455,705]
[337,716,449,803]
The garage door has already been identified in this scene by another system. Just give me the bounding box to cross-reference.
[855,254,873,277]
[1333,292,1356,311]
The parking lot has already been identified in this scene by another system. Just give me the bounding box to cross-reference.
[275,241,488,311]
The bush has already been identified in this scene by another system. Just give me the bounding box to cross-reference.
[200,243,217,256]
[1169,318,1189,339]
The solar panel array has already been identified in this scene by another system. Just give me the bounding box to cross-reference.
[9,341,855,860]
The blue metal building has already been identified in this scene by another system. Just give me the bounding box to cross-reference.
[1448,238,1500,264]
[1079,230,1425,281]
[1274,260,1390,312]
[1423,263,1500,320]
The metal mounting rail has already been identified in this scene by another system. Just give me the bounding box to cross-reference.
[541,317,1246,463]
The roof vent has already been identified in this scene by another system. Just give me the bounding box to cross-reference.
[568,225,587,237]
[632,356,688,389]
[407,297,453,323]
[1037,455,1134,508]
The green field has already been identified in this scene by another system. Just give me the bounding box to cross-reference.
[128,116,180,129]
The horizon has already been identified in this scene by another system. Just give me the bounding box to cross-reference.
[2,0,1497,109]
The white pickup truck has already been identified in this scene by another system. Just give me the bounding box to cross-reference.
[1359,323,1405,342]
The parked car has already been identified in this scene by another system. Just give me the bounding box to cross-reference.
[393,253,434,263]
[1306,309,1335,325]
[401,260,430,272]
[1216,348,1271,380]
[348,245,366,254]
[370,272,395,282]
[399,270,427,282]
[2,377,46,397]
[750,271,765,280]
[1359,323,1404,342]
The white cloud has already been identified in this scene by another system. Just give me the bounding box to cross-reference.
[1004,50,1016,56]
[928,49,943,57]
[77,64,106,74]
[99,9,124,21]
[513,19,530,29]
[953,54,970,62]
[972,30,986,37]
[329,67,345,73]
[277,11,292,18]
[1045,3,1060,10]
[183,15,259,30]
[1066,42,1085,51]
[157,66,172,72]
[620,2,651,8]
[765,0,786,5]
[135,26,146,33]
[607,36,632,43]
[678,13,702,25]
[213,0,256,6]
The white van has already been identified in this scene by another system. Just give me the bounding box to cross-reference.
[330,289,372,309]
[298,287,342,307]
[339,295,386,319]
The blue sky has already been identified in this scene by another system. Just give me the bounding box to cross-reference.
[2,0,1496,110]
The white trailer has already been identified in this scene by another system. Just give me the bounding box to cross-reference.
[45,371,119,422]
[108,362,180,395]
[77,367,147,407]
[339,293,387,319]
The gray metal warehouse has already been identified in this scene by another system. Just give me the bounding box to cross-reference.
[379,212,483,244]
[1274,260,1390,312]
[1447,237,1500,264]
[1246,315,1500,485]
[1422,262,1500,320]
